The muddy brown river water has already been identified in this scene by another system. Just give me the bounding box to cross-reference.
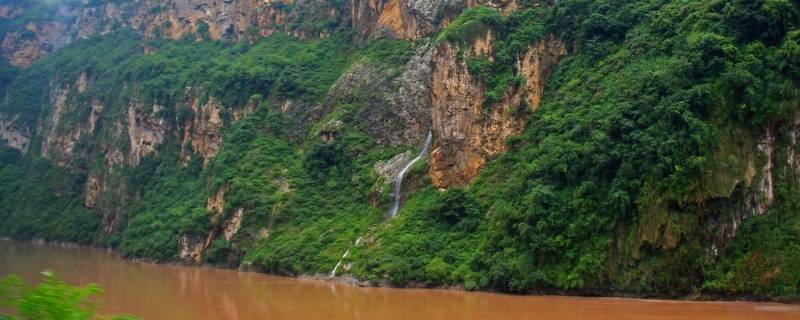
[0,240,798,320]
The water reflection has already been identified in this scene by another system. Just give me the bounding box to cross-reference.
[0,240,798,320]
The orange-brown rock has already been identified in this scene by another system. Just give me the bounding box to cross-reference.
[207,186,227,215]
[1,21,72,67]
[350,0,446,40]
[429,32,565,188]
[181,90,223,165]
[516,35,566,110]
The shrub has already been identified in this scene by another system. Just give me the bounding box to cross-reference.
[0,271,139,320]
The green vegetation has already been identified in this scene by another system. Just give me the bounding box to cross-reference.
[0,149,99,244]
[1,0,799,301]
[0,1,81,36]
[437,6,501,44]
[0,271,139,320]
[0,22,415,276]
[352,0,800,298]
[461,7,549,107]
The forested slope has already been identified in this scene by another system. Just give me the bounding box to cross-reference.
[0,0,798,300]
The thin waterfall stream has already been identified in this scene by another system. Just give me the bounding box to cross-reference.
[329,131,433,278]
[388,131,433,218]
[329,237,362,278]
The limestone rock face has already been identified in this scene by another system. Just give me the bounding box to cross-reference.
[179,234,206,263]
[176,185,248,263]
[222,208,244,241]
[1,21,72,67]
[429,32,565,188]
[1,0,346,67]
[127,101,167,166]
[0,113,30,153]
[323,43,433,147]
[28,77,248,233]
[516,35,567,111]
[349,0,524,40]
[39,74,106,167]
[388,43,436,144]
[0,0,523,67]
[180,90,224,164]
[207,186,227,215]
[350,0,448,40]
[375,151,414,182]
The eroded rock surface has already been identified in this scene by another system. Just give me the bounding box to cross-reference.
[429,32,565,188]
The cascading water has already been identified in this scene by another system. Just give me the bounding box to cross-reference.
[330,132,432,278]
[330,237,362,278]
[387,131,432,218]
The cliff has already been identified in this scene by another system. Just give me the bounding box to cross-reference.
[1,0,799,300]
[429,32,565,187]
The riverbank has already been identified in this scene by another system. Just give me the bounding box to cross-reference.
[3,237,797,305]
[2,239,798,320]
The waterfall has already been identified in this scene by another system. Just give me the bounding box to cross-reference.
[330,132,432,278]
[330,237,362,278]
[387,131,432,218]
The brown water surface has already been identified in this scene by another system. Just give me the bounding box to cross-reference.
[0,240,798,320]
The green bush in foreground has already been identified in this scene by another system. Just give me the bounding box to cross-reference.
[0,271,138,320]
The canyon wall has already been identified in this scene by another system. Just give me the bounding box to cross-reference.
[0,0,529,67]
[429,32,566,187]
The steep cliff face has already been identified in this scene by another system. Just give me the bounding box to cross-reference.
[2,0,518,67]
[38,73,104,167]
[20,65,242,232]
[126,101,167,166]
[0,113,30,153]
[324,43,433,147]
[704,123,788,253]
[138,0,265,40]
[178,185,248,263]
[372,0,443,39]
[349,0,525,40]
[0,0,345,67]
[429,32,565,188]
[180,90,224,164]
[1,19,73,67]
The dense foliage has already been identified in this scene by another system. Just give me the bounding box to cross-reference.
[0,271,138,320]
[0,149,99,244]
[351,0,800,298]
[0,0,799,301]
[0,25,416,276]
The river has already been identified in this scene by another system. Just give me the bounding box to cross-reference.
[0,240,797,320]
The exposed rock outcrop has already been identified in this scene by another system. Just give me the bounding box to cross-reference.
[350,0,447,40]
[429,32,565,188]
[1,21,72,67]
[83,172,102,209]
[207,186,227,215]
[375,151,414,183]
[349,0,525,40]
[0,113,30,153]
[179,185,247,263]
[127,101,167,166]
[324,43,433,147]
[39,75,105,167]
[1,0,529,67]
[1,0,345,67]
[222,208,244,241]
[179,234,207,262]
[181,90,223,164]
